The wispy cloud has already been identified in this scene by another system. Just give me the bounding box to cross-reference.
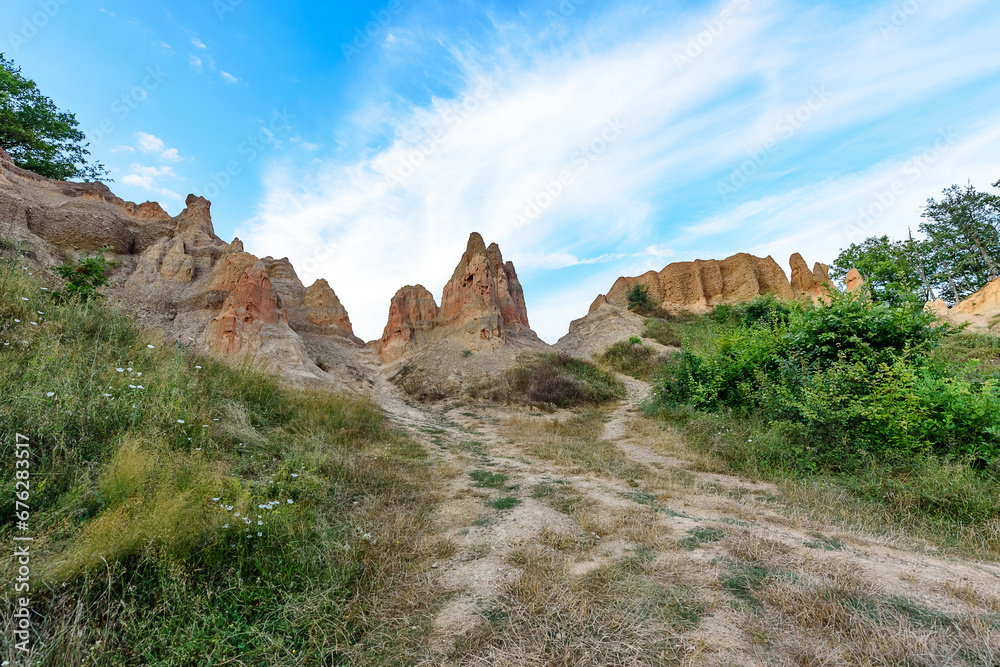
[121,164,183,201]
[188,54,203,73]
[135,132,184,163]
[241,0,1000,342]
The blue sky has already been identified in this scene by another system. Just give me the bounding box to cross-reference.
[3,0,1000,342]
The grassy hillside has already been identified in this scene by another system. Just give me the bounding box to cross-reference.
[608,295,1000,557]
[0,251,441,665]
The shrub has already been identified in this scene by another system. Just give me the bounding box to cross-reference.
[470,353,625,409]
[650,291,999,476]
[627,283,650,310]
[600,338,661,380]
[53,245,112,300]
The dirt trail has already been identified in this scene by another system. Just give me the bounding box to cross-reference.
[360,362,1000,664]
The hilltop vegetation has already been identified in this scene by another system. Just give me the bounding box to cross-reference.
[625,293,1000,554]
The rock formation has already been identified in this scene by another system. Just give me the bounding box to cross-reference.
[845,268,864,293]
[790,253,833,303]
[377,233,540,364]
[926,276,1000,332]
[594,252,831,315]
[0,146,369,390]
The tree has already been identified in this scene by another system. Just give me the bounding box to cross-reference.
[830,235,922,305]
[919,182,1000,302]
[0,54,109,181]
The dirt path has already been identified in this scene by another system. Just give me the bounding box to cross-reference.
[361,364,1000,665]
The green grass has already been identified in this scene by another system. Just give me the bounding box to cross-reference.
[679,526,726,550]
[0,253,438,665]
[486,496,521,511]
[469,469,509,488]
[599,338,661,380]
[642,315,721,352]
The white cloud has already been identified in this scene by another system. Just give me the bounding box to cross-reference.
[110,145,135,154]
[191,36,207,49]
[136,132,165,154]
[134,132,184,163]
[121,164,183,202]
[188,55,203,73]
[220,71,240,84]
[240,0,1000,342]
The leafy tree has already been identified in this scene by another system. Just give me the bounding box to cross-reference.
[830,235,923,305]
[54,247,112,300]
[919,183,1000,301]
[0,54,109,181]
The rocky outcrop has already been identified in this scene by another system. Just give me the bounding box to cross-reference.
[0,146,369,390]
[376,285,439,363]
[845,268,864,293]
[204,260,285,356]
[927,276,1000,332]
[597,253,812,314]
[790,253,832,303]
[378,233,541,365]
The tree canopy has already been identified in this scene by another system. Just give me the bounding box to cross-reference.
[833,179,1000,306]
[0,54,109,181]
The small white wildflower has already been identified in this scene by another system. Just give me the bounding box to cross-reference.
[46,392,55,397]
[212,497,220,501]
[257,532,262,537]
[234,512,240,517]
[137,385,144,389]
[177,419,185,424]
[287,499,294,504]
[37,311,43,315]
[194,448,201,451]
[21,297,28,301]
[362,533,372,541]
[195,365,202,369]
[40,287,48,291]
[30,322,37,326]
[226,505,233,511]
[127,367,132,371]
[202,425,208,428]
[129,384,136,389]
[147,344,155,349]
[136,372,142,377]
[116,368,124,372]
[13,319,20,323]
[223,524,229,528]
[257,520,262,525]
[291,473,299,478]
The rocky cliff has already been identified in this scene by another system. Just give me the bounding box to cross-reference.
[925,276,1000,332]
[0,146,369,390]
[375,232,549,397]
[377,232,539,364]
[593,252,831,314]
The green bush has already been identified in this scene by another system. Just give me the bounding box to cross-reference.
[627,283,650,310]
[600,338,660,380]
[53,246,112,300]
[651,291,1000,486]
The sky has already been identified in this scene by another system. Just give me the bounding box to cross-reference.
[3,0,1000,342]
